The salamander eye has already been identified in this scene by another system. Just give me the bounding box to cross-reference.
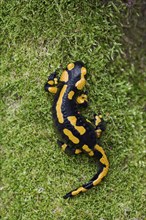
[67,63,75,71]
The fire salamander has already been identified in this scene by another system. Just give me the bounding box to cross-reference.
[44,61,109,199]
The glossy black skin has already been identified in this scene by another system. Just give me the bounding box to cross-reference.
[44,61,109,199]
[52,62,97,150]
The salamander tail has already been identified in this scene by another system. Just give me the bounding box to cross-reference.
[63,144,109,199]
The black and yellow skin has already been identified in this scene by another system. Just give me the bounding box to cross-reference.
[44,61,109,199]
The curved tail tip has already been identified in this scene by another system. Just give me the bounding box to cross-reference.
[63,192,72,199]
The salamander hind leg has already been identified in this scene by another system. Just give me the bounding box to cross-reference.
[57,140,82,156]
[44,72,58,94]
[94,113,106,138]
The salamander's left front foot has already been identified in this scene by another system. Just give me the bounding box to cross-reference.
[44,72,58,94]
[76,91,88,107]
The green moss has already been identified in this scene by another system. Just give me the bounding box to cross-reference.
[1,1,145,219]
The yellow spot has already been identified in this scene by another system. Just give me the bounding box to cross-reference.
[95,116,101,126]
[48,80,54,85]
[76,94,88,104]
[75,149,82,154]
[71,187,87,196]
[68,91,75,100]
[48,87,57,94]
[96,129,102,138]
[56,85,67,123]
[61,143,67,151]
[67,116,86,135]
[81,67,87,76]
[75,78,86,90]
[67,63,75,70]
[54,78,58,85]
[89,151,94,156]
[60,70,69,82]
[82,144,94,156]
[63,128,79,144]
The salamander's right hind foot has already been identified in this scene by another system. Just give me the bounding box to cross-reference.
[94,113,106,138]
[57,140,82,156]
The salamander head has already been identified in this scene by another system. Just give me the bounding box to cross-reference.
[60,61,87,90]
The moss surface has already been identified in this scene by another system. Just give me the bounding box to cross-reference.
[1,1,145,219]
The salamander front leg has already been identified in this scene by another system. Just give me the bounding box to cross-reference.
[76,91,88,107]
[94,113,106,138]
[44,72,58,94]
[57,140,82,156]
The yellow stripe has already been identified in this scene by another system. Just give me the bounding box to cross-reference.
[67,116,86,135]
[75,66,87,90]
[56,85,67,123]
[93,166,108,186]
[92,144,109,186]
[63,128,79,144]
[94,144,109,166]
[75,78,86,90]
[75,149,82,154]
[82,144,94,156]
[71,187,87,196]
